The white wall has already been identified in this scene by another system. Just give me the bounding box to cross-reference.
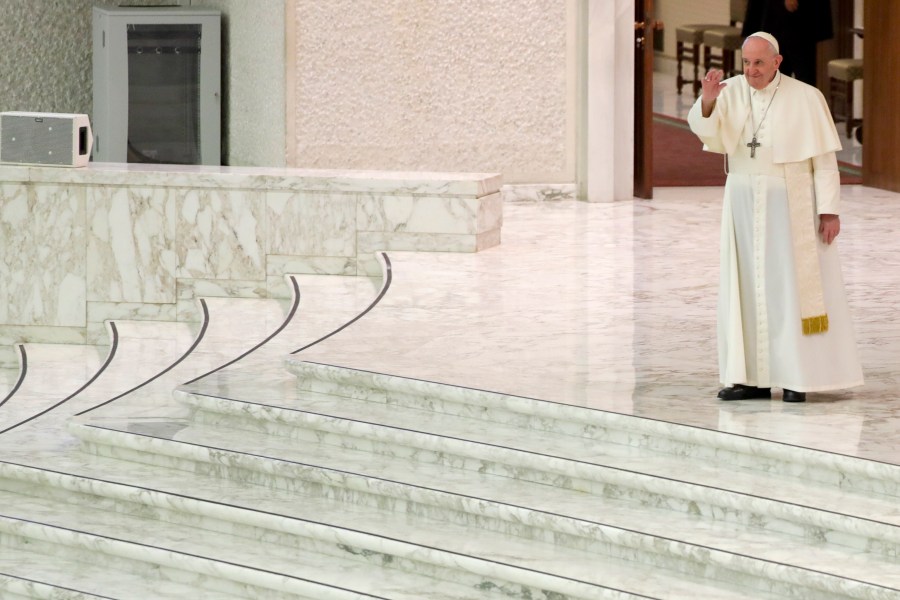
[285,0,578,185]
[193,0,286,167]
[580,0,634,202]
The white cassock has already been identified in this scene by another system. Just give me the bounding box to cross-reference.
[688,72,864,392]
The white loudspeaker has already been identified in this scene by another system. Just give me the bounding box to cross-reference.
[0,112,93,168]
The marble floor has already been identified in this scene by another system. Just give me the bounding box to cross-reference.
[2,185,898,467]
[0,70,896,477]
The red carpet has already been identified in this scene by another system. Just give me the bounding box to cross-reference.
[653,114,862,186]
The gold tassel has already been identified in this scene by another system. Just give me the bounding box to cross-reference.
[802,314,829,335]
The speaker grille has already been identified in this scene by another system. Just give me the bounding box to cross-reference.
[1,114,74,166]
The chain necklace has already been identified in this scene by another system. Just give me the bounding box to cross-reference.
[746,73,782,159]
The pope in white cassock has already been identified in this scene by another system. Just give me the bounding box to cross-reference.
[688,31,864,403]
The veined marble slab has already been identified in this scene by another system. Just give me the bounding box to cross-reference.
[5,162,503,197]
[501,183,578,202]
[0,183,86,328]
[0,163,501,367]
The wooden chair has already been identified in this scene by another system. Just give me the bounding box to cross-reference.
[675,24,730,96]
[701,0,748,79]
[703,28,745,78]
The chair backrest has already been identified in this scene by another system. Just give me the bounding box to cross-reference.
[731,0,748,26]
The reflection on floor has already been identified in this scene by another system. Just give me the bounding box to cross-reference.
[2,184,897,464]
[298,187,900,466]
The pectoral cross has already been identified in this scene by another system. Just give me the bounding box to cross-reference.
[747,136,761,159]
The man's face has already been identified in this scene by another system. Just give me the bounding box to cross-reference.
[742,37,782,90]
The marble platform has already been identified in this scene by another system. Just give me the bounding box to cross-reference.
[0,162,502,367]
[0,229,897,598]
[1,183,900,596]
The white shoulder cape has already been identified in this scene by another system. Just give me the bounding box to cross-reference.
[693,73,841,163]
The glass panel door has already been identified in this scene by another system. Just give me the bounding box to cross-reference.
[126,23,202,164]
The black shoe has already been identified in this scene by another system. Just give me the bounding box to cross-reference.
[717,384,772,401]
[782,389,807,403]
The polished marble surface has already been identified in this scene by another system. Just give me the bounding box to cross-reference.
[56,202,900,464]
[0,162,502,367]
[1,183,898,467]
[3,162,504,196]
[283,186,898,466]
[0,213,895,598]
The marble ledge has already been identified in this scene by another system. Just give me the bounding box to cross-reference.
[358,193,502,236]
[0,325,89,368]
[502,183,578,203]
[265,255,358,278]
[0,163,503,198]
[1,163,504,361]
[0,325,88,348]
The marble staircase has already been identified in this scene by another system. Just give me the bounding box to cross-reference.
[0,356,893,598]
[184,363,900,597]
[1,257,898,598]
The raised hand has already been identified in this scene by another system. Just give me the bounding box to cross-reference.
[700,69,728,117]
[701,69,727,101]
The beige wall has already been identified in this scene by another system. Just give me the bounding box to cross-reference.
[286,0,578,184]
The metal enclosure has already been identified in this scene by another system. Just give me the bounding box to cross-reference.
[92,6,221,165]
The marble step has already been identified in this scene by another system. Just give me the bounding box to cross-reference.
[0,458,667,600]
[0,568,111,600]
[66,416,887,600]
[0,482,500,600]
[172,386,900,595]
[283,361,900,500]
[2,452,735,600]
[0,457,794,600]
[0,543,242,600]
[0,517,316,600]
